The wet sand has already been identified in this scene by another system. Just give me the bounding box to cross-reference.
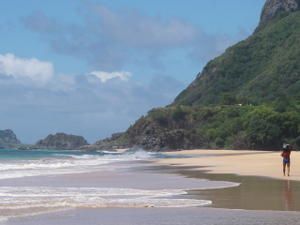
[144,164,300,211]
[154,149,300,211]
[7,208,300,225]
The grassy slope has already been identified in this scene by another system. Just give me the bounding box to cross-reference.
[174,11,300,106]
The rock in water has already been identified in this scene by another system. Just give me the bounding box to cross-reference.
[36,133,88,150]
[0,129,21,148]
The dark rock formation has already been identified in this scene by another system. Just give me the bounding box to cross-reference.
[0,129,21,148]
[81,132,129,150]
[36,133,88,150]
[258,0,299,28]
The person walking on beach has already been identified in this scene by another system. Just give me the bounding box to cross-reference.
[281,144,292,176]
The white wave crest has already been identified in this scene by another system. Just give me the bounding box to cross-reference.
[0,186,211,221]
[0,150,154,180]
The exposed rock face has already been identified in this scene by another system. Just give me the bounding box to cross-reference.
[81,132,129,150]
[90,116,205,151]
[259,0,299,27]
[36,133,88,150]
[0,129,21,148]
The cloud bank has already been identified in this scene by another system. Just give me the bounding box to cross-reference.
[22,3,241,71]
[0,53,184,143]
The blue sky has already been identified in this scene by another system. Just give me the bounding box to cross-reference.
[0,0,265,143]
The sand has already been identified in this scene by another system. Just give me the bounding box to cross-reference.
[156,149,300,181]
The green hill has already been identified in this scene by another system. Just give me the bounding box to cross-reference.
[175,10,300,106]
[92,0,300,151]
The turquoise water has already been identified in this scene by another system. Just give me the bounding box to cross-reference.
[0,149,193,180]
[0,148,187,161]
[0,149,156,180]
[0,149,109,161]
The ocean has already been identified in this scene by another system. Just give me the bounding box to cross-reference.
[1,149,300,225]
[0,148,237,223]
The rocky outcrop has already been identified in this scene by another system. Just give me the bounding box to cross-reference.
[36,133,88,150]
[90,114,206,151]
[0,129,21,148]
[258,0,299,28]
[81,132,130,150]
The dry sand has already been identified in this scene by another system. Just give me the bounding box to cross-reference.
[156,149,300,181]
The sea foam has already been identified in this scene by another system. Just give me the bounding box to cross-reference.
[0,150,152,180]
[0,186,211,221]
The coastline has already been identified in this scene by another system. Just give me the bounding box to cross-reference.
[2,149,300,225]
[156,149,300,181]
[4,157,300,225]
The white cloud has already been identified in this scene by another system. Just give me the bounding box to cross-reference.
[88,71,131,83]
[0,53,54,84]
[0,53,185,143]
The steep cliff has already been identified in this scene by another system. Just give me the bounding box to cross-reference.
[175,4,300,106]
[258,0,299,29]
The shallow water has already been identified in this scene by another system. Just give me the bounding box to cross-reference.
[0,149,238,222]
[6,208,300,225]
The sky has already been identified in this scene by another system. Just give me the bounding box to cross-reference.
[0,0,265,144]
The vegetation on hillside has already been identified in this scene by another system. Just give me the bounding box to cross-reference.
[175,11,300,107]
[129,104,300,150]
[94,7,300,151]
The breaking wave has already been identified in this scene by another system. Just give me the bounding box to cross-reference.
[0,149,153,180]
[0,186,211,222]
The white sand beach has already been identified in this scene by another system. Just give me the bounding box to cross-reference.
[157,149,300,181]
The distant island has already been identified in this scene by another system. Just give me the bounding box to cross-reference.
[35,133,89,150]
[0,130,89,150]
[0,129,21,149]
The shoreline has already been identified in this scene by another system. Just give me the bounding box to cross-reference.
[1,149,300,224]
[156,149,300,181]
[147,164,300,211]
[150,149,300,211]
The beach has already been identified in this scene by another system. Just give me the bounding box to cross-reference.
[0,149,300,225]
[157,149,300,181]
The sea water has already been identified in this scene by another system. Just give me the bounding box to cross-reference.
[0,149,144,179]
[0,149,237,222]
